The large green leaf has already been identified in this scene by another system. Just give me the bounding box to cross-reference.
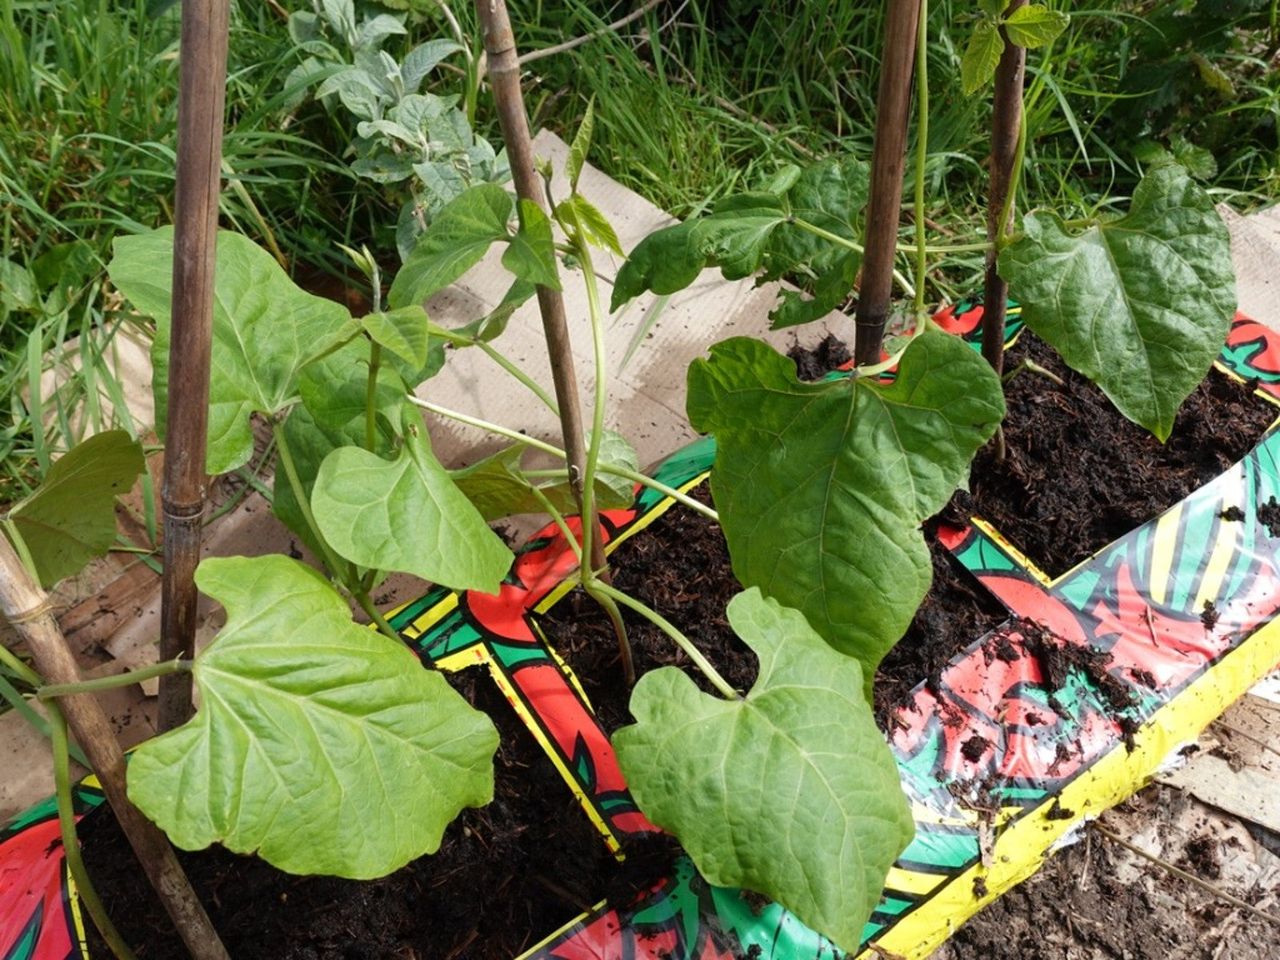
[450,431,639,521]
[614,588,914,953]
[687,328,1004,690]
[7,431,144,587]
[388,184,512,309]
[108,228,356,474]
[998,165,1235,441]
[312,412,512,592]
[127,555,498,878]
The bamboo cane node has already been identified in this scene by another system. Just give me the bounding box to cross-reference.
[6,597,54,626]
[163,500,206,520]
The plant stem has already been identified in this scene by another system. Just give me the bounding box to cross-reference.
[590,580,739,700]
[51,707,139,960]
[913,0,930,316]
[575,240,610,585]
[353,589,403,644]
[475,339,559,415]
[1002,357,1065,388]
[0,634,42,686]
[528,485,581,562]
[408,397,722,522]
[789,218,916,296]
[854,0,924,364]
[40,659,192,700]
[365,340,382,452]
[2,518,40,582]
[582,578,635,687]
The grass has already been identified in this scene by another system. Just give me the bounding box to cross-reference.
[0,0,1277,499]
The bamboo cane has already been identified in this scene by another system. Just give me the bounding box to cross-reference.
[0,537,229,960]
[854,0,925,366]
[473,0,606,576]
[981,0,1027,376]
[159,0,230,731]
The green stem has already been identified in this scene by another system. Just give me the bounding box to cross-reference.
[0,642,42,686]
[3,518,40,583]
[590,580,739,700]
[528,486,582,563]
[582,578,635,686]
[0,670,91,768]
[365,340,382,452]
[50,707,139,960]
[476,339,560,415]
[407,396,722,523]
[271,421,351,583]
[913,0,929,315]
[1002,357,1065,388]
[995,104,1028,252]
[39,659,192,701]
[353,590,403,644]
[575,240,611,584]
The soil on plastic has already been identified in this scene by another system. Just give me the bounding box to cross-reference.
[81,669,680,960]
[968,333,1275,576]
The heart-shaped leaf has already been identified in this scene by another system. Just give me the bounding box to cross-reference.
[127,555,498,878]
[998,165,1235,440]
[8,431,144,587]
[109,227,357,475]
[614,588,914,953]
[388,184,513,309]
[312,411,512,591]
[687,327,1004,691]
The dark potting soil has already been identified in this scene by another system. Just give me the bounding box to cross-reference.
[80,668,679,960]
[968,332,1276,576]
[537,484,1010,731]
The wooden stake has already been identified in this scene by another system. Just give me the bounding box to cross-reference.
[855,0,924,365]
[981,0,1026,376]
[0,538,229,960]
[473,0,605,575]
[160,0,230,731]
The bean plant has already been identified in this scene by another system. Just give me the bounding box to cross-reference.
[3,4,1241,958]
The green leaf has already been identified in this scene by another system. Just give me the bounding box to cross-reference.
[127,555,498,878]
[611,158,868,313]
[998,165,1235,441]
[1190,52,1237,98]
[312,411,513,591]
[765,157,869,281]
[962,20,1005,95]
[448,279,537,344]
[109,227,356,475]
[686,328,1004,691]
[8,431,144,587]
[555,194,624,257]
[767,251,859,330]
[501,199,561,290]
[388,184,513,309]
[567,97,595,192]
[610,195,787,312]
[0,258,37,312]
[1003,5,1068,48]
[362,305,430,368]
[614,588,914,953]
[451,431,639,522]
